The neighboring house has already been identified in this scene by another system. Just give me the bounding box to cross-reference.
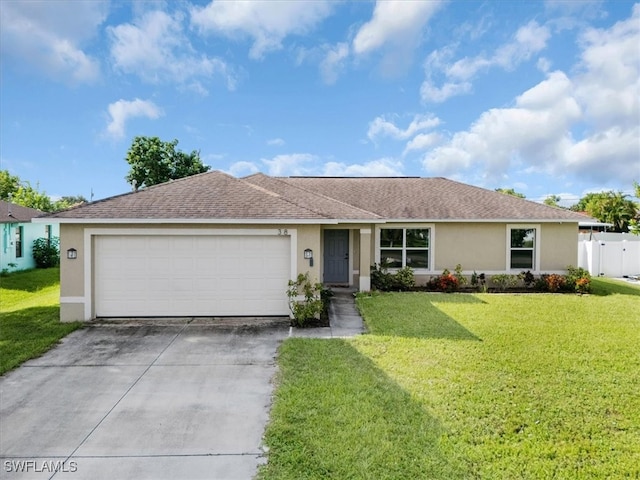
[1,200,59,272]
[40,172,593,322]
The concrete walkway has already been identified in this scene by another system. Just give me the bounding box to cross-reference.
[290,288,366,338]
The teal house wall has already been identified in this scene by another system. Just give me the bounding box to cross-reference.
[1,201,59,272]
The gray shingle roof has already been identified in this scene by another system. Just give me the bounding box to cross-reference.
[44,171,592,222]
[273,176,591,221]
[0,200,44,223]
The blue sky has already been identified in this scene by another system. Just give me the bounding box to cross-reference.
[1,0,638,206]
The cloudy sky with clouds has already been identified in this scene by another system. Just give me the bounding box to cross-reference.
[1,0,638,205]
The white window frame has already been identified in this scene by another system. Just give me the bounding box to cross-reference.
[507,224,540,272]
[375,224,433,272]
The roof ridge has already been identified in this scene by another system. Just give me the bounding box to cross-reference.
[236,176,334,219]
[273,176,383,219]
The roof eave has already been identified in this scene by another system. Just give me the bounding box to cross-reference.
[33,217,342,225]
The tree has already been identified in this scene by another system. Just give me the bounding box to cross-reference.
[125,136,210,189]
[628,181,640,235]
[53,196,87,211]
[10,184,54,211]
[495,188,525,198]
[0,170,20,199]
[1,169,85,212]
[575,191,638,233]
[544,195,562,207]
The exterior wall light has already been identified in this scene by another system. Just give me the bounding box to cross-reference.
[67,248,77,260]
[304,248,314,266]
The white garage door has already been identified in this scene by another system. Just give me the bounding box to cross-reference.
[95,235,291,317]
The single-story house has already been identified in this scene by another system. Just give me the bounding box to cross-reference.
[1,200,59,272]
[39,171,592,322]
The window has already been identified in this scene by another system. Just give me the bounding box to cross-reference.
[45,225,52,246]
[509,227,536,269]
[380,227,430,269]
[15,226,23,258]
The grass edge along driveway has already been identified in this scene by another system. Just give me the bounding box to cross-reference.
[0,268,82,375]
[259,279,640,479]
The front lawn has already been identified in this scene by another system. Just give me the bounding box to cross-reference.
[0,268,82,375]
[259,278,640,479]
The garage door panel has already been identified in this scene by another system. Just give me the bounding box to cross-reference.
[95,235,291,317]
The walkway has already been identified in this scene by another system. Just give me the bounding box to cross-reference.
[290,288,366,338]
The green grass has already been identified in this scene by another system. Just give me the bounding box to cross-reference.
[0,268,82,375]
[260,278,640,479]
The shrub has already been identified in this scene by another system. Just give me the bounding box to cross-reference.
[370,264,415,291]
[544,274,566,293]
[491,274,519,291]
[32,237,60,268]
[575,277,591,294]
[566,266,591,294]
[371,263,393,291]
[519,270,535,289]
[427,269,459,292]
[453,264,467,286]
[287,273,324,327]
[471,271,487,292]
[392,266,415,291]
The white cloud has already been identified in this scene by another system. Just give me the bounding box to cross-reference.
[108,9,235,93]
[368,114,441,142]
[105,99,163,139]
[320,42,350,85]
[353,1,443,56]
[267,138,285,146]
[190,1,334,59]
[352,0,444,75]
[0,0,106,83]
[322,158,403,177]
[261,153,318,176]
[422,20,551,102]
[562,126,640,184]
[228,161,259,177]
[420,5,639,189]
[422,71,582,179]
[403,133,442,155]
[420,80,473,103]
[574,4,640,130]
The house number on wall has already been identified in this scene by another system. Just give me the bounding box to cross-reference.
[278,229,289,236]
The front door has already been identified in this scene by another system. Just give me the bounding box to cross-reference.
[324,229,349,284]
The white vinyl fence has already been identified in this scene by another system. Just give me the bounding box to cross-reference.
[578,233,640,278]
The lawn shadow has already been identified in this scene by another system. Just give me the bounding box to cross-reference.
[358,292,482,341]
[0,305,81,375]
[0,268,60,292]
[261,338,471,479]
[591,278,640,297]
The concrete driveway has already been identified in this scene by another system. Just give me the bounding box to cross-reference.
[0,319,289,480]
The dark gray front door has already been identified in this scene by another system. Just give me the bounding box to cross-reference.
[324,230,349,284]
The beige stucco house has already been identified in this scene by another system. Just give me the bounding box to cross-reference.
[39,172,591,322]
